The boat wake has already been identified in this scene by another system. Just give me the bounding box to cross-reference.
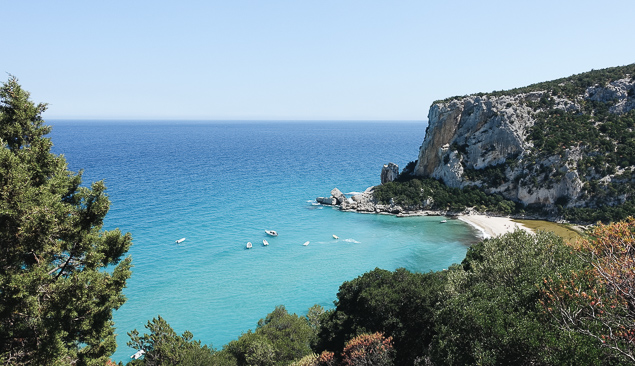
[343,238,361,244]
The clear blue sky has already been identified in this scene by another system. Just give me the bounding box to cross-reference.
[3,0,634,120]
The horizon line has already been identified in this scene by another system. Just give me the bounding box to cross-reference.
[45,118,427,123]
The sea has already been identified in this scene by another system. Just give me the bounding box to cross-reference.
[47,120,481,362]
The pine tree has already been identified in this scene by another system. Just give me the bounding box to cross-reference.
[0,76,133,366]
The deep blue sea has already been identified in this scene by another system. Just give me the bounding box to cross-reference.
[48,121,480,362]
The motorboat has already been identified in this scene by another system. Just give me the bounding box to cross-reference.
[130,349,145,360]
[175,238,186,244]
[263,239,269,246]
[332,235,339,239]
[246,242,253,249]
[265,230,278,236]
[440,220,447,223]
[303,241,310,246]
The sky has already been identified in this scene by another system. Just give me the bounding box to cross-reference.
[2,0,635,121]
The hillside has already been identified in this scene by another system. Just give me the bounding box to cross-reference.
[400,64,635,222]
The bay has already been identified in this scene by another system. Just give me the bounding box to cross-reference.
[48,120,480,362]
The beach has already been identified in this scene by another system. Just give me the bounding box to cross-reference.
[458,214,533,239]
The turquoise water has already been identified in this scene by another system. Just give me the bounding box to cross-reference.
[48,121,479,362]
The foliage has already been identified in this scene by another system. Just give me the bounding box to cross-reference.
[123,224,635,365]
[430,230,608,365]
[315,231,620,364]
[0,76,133,365]
[126,316,216,366]
[221,305,316,366]
[562,201,635,224]
[374,177,517,214]
[424,64,635,223]
[290,353,319,366]
[527,104,635,222]
[462,161,509,187]
[542,218,635,363]
[315,352,335,366]
[438,64,635,103]
[317,268,446,365]
[288,351,335,366]
[340,333,393,366]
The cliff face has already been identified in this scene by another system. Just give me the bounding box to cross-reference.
[413,66,635,209]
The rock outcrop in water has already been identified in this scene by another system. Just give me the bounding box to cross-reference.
[316,188,351,207]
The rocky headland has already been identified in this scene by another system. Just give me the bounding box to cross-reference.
[318,65,635,224]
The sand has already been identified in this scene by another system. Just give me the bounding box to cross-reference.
[458,214,533,239]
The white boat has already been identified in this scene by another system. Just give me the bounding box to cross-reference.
[303,241,310,246]
[332,235,339,239]
[265,230,278,236]
[130,349,145,359]
[440,220,447,223]
[263,239,269,246]
[175,238,186,244]
[246,242,253,249]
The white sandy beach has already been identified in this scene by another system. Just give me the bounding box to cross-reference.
[458,214,533,239]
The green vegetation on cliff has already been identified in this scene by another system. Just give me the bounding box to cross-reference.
[439,64,635,103]
[395,64,635,223]
[374,176,518,215]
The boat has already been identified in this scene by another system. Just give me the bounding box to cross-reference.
[333,235,339,239]
[440,220,447,223]
[265,230,278,236]
[130,349,145,360]
[263,239,269,246]
[303,241,310,246]
[175,238,186,244]
[246,242,253,249]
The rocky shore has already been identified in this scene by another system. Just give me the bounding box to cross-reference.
[316,187,535,238]
[318,187,472,217]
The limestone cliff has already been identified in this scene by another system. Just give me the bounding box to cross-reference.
[412,64,635,211]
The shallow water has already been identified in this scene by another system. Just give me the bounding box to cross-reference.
[48,120,480,362]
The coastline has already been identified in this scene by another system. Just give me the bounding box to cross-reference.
[321,187,535,240]
[457,214,533,239]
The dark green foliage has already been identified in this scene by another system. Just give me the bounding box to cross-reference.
[221,305,315,366]
[317,268,446,365]
[127,316,217,366]
[374,177,517,214]
[529,108,635,172]
[0,76,133,365]
[430,231,611,365]
[395,160,417,181]
[526,104,635,223]
[462,162,509,186]
[313,231,625,365]
[562,201,635,224]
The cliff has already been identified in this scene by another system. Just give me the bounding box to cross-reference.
[411,64,635,216]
